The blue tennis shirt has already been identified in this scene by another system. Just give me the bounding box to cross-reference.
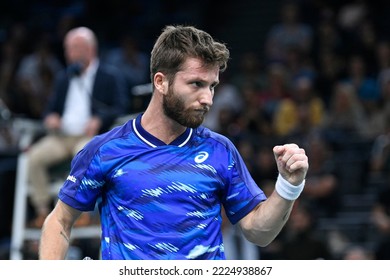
[59,114,267,259]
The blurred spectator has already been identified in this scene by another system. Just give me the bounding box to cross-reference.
[272,75,325,139]
[284,47,317,84]
[337,0,367,33]
[103,32,150,113]
[258,62,291,119]
[341,54,385,142]
[342,54,381,104]
[321,82,365,145]
[26,26,127,229]
[14,36,63,119]
[264,1,313,64]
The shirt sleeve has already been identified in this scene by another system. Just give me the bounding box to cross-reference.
[58,144,105,211]
[221,143,267,224]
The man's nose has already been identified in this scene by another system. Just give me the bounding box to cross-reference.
[200,88,213,107]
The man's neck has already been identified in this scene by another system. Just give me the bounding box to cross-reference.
[141,107,187,145]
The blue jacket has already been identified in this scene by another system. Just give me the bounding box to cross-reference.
[44,63,128,133]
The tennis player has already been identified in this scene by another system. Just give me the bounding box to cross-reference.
[39,25,308,260]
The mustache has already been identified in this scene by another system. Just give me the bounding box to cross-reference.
[195,106,210,113]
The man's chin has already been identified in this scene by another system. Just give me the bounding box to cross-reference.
[183,117,204,128]
[169,111,206,128]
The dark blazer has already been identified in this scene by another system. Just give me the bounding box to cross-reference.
[45,63,128,133]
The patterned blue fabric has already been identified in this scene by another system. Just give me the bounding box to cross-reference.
[59,114,267,259]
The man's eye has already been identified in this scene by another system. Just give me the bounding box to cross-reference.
[192,82,202,87]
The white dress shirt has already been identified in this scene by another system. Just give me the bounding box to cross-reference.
[61,60,99,136]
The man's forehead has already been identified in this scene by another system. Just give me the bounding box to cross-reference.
[178,57,219,78]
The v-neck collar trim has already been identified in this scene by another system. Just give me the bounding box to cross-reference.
[132,114,193,148]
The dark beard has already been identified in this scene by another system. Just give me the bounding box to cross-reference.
[162,86,208,128]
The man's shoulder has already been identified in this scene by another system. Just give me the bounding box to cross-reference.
[196,126,235,147]
[85,119,134,151]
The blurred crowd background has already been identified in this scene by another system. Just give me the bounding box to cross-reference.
[1,0,390,260]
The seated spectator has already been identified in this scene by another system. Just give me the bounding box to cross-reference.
[26,26,127,228]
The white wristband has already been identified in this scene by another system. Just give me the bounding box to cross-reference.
[275,174,305,201]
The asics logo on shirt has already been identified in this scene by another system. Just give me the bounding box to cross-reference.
[194,151,209,163]
[67,175,77,183]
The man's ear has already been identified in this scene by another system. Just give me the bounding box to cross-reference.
[153,72,168,94]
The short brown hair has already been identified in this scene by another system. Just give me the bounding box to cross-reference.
[150,25,230,84]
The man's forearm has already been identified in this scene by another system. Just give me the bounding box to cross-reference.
[239,190,295,247]
[39,215,71,259]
